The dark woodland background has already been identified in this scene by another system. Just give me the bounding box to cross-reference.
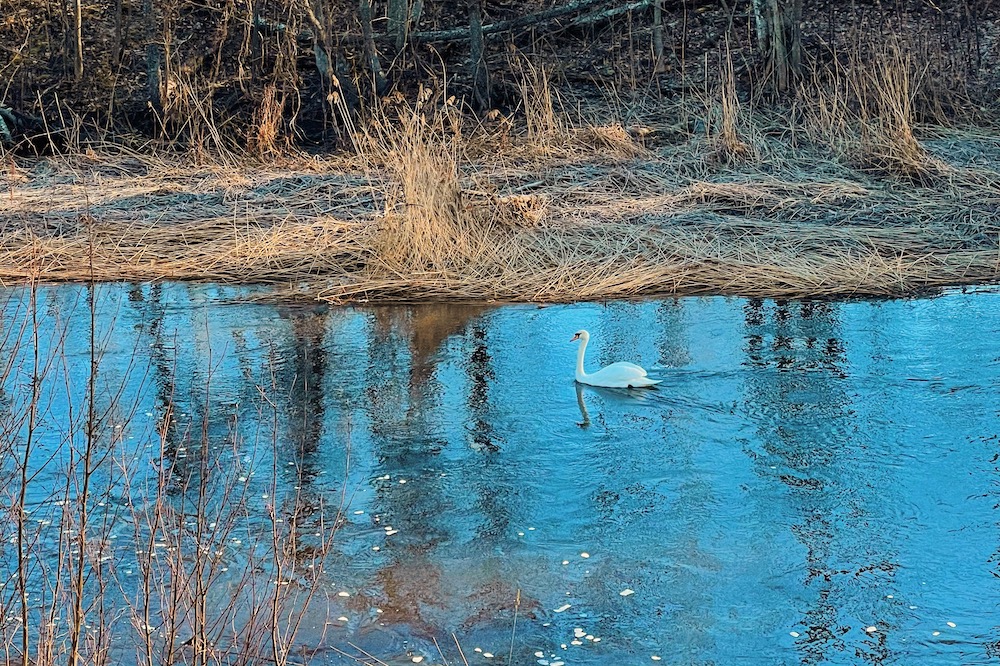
[0,0,997,153]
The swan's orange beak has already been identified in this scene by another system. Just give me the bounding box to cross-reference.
[570,333,580,341]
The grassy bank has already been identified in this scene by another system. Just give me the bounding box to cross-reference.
[5,105,1000,303]
[2,1,999,303]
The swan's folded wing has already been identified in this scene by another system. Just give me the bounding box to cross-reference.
[607,361,648,376]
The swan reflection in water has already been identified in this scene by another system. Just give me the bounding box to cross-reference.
[575,382,655,427]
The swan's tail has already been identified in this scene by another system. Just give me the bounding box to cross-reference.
[629,377,662,388]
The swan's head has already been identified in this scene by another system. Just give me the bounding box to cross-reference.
[570,330,590,343]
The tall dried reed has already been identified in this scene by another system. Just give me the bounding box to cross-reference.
[358,101,502,275]
[517,59,563,147]
[707,45,756,163]
[249,84,288,158]
[800,38,947,180]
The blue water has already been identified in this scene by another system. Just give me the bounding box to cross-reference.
[1,284,999,665]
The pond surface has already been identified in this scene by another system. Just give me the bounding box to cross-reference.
[2,284,1000,665]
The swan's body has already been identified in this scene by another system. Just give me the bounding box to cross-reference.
[571,330,661,388]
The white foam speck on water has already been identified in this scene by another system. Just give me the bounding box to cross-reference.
[789,632,800,637]
[554,604,571,613]
[651,657,662,662]
[529,527,536,531]
[337,616,348,622]
[518,532,525,537]
[947,622,957,628]
[933,631,941,636]
[865,626,877,633]
[886,595,894,599]
[580,552,590,558]
[620,589,635,596]
[909,606,918,610]
[354,510,364,515]
[338,591,350,597]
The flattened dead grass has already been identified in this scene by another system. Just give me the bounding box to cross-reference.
[3,125,1000,302]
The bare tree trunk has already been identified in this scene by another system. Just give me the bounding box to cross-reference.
[752,0,802,91]
[300,0,358,139]
[113,0,123,67]
[468,0,489,111]
[411,0,423,29]
[143,0,163,120]
[360,0,388,96]
[652,0,664,72]
[411,0,608,44]
[73,0,83,81]
[335,51,360,112]
[388,0,409,51]
[246,0,267,86]
[60,0,71,77]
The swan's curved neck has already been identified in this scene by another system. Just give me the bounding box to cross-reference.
[575,335,588,381]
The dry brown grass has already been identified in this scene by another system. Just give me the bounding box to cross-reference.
[800,38,954,182]
[3,107,1000,302]
[703,46,757,165]
[249,84,288,158]
[358,102,491,273]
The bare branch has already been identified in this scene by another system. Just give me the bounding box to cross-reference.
[410,0,614,43]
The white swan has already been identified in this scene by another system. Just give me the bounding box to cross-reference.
[571,329,661,388]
